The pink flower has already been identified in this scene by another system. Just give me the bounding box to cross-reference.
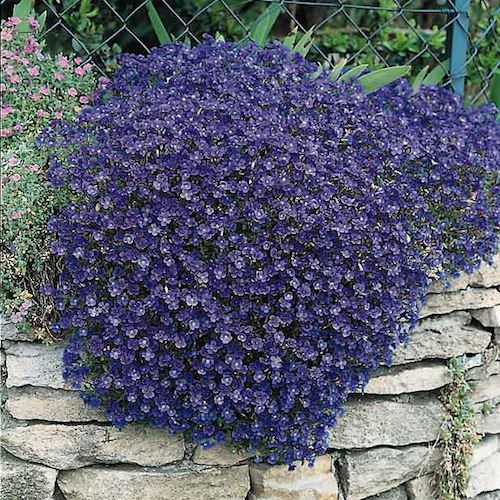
[1,128,12,137]
[75,66,86,77]
[0,83,6,92]
[8,17,22,26]
[1,29,13,42]
[54,111,63,119]
[24,38,39,54]
[36,109,48,118]
[10,312,22,324]
[58,55,69,68]
[13,124,23,132]
[0,106,13,118]
[27,164,40,172]
[67,87,78,97]
[10,75,21,84]
[79,96,89,104]
[11,173,21,182]
[2,50,14,59]
[8,157,20,167]
[39,85,50,96]
[21,58,30,66]
[31,93,42,101]
[11,211,22,220]
[99,76,110,87]
[28,17,40,30]
[54,72,64,81]
[5,65,15,76]
[75,57,82,65]
[28,66,39,76]
[84,63,93,72]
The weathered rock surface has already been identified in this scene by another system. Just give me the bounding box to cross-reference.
[5,342,70,390]
[471,436,498,468]
[475,404,500,435]
[0,319,38,342]
[404,474,437,500]
[6,387,107,422]
[0,423,184,469]
[0,451,57,500]
[420,288,500,318]
[364,362,451,395]
[472,306,500,328]
[471,374,500,404]
[466,452,500,498]
[192,444,253,466]
[328,396,444,449]
[248,454,337,500]
[428,254,500,293]
[366,486,408,499]
[472,492,500,500]
[393,312,491,365]
[58,464,250,500]
[339,445,440,500]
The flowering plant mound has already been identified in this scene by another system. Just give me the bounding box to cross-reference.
[42,39,499,464]
[1,16,98,336]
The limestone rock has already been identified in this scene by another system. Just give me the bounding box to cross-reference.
[404,474,437,500]
[420,288,500,318]
[248,454,338,500]
[0,423,184,470]
[393,312,491,365]
[0,451,57,500]
[475,404,500,435]
[471,435,498,468]
[192,444,253,466]
[471,492,500,500]
[339,445,440,500]
[5,342,70,390]
[58,464,250,500]
[466,452,500,498]
[471,374,500,404]
[328,395,444,449]
[472,306,500,328]
[428,254,500,293]
[0,319,38,342]
[364,362,451,395]
[366,486,408,499]
[7,387,107,422]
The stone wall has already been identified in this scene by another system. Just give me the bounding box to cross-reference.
[1,256,499,500]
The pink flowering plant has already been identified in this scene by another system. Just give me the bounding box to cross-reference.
[1,14,97,337]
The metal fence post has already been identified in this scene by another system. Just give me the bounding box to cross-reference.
[447,0,471,96]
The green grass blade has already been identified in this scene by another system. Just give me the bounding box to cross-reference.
[423,59,450,86]
[412,65,429,92]
[328,59,347,82]
[491,71,500,108]
[146,0,172,45]
[293,26,315,57]
[13,0,35,32]
[358,65,410,93]
[282,27,298,49]
[337,64,368,82]
[250,2,282,47]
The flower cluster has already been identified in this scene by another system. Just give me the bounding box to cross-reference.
[1,16,98,336]
[42,38,499,464]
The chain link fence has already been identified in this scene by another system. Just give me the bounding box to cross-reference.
[1,0,498,103]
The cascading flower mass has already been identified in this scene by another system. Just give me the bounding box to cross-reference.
[41,38,499,465]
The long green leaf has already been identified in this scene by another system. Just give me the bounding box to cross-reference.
[328,59,347,81]
[13,0,34,32]
[146,0,172,45]
[250,2,281,47]
[412,65,429,92]
[422,59,449,86]
[337,64,368,82]
[293,26,315,57]
[358,65,410,93]
[491,71,500,108]
[282,27,298,49]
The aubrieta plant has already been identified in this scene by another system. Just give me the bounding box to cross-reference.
[0,15,98,337]
[41,38,499,465]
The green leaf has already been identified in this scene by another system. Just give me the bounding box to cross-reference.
[37,10,47,31]
[250,2,282,47]
[282,27,298,49]
[358,65,410,93]
[422,59,449,86]
[215,31,226,42]
[491,71,500,108]
[412,65,429,92]
[146,0,172,45]
[337,64,368,82]
[13,0,35,32]
[293,26,315,57]
[328,59,347,82]
[310,62,324,80]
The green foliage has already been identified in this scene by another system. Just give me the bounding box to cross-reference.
[436,357,480,500]
[358,65,411,93]
[250,2,282,46]
[146,0,173,45]
[1,14,97,338]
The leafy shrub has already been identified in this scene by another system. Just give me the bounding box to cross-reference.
[0,16,98,337]
[42,38,499,465]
